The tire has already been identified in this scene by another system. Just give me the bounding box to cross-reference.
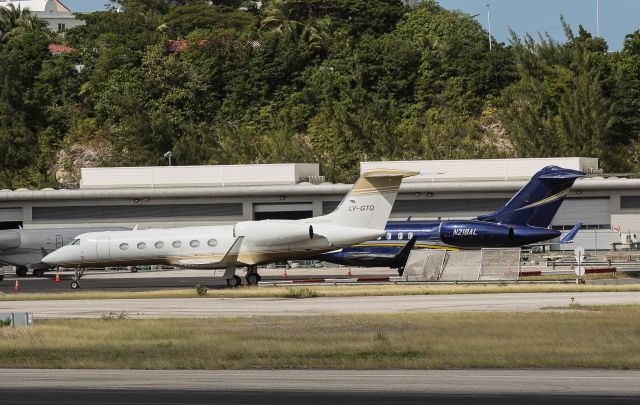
[226,275,241,288]
[71,281,80,289]
[246,273,260,286]
[0,275,4,281]
[16,267,28,277]
[131,267,138,273]
[33,269,45,278]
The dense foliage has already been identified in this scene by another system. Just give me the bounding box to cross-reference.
[0,0,639,188]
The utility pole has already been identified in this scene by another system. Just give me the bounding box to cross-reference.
[486,2,492,51]
[596,0,600,37]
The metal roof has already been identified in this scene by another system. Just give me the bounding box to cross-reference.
[0,177,634,201]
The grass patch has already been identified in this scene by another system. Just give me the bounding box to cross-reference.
[1,306,640,369]
[2,282,640,301]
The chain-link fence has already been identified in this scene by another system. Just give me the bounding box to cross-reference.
[478,248,521,281]
[404,248,521,282]
[403,249,446,281]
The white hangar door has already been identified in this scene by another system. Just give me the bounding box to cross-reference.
[550,198,611,250]
[551,198,611,227]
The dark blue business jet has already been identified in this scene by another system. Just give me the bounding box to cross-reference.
[315,166,584,273]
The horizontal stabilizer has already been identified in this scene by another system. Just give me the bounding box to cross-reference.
[560,223,582,244]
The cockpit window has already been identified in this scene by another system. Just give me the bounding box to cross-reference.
[71,239,80,246]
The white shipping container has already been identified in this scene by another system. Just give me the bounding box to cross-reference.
[361,158,599,182]
[80,164,320,189]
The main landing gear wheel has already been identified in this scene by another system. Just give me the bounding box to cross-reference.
[398,268,404,276]
[33,269,45,278]
[246,273,262,286]
[226,275,242,288]
[16,267,28,277]
[70,281,80,289]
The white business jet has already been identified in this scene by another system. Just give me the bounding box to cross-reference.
[42,169,417,288]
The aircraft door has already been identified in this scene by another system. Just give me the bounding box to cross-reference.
[55,235,63,249]
[96,237,110,261]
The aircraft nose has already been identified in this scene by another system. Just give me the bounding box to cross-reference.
[42,249,63,265]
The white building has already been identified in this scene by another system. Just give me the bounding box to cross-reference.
[0,0,84,32]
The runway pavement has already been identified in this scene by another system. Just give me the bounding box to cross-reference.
[2,291,640,318]
[0,369,638,404]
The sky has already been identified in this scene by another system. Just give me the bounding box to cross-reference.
[62,0,640,51]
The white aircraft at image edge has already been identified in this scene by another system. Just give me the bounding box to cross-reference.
[42,169,418,288]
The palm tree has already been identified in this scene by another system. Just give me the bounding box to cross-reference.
[301,17,332,55]
[260,0,301,38]
[0,4,48,43]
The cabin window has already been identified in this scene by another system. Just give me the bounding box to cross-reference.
[119,243,129,250]
[137,242,146,250]
[408,232,414,239]
[172,241,182,248]
[386,232,391,240]
[155,241,164,249]
[71,239,80,246]
[207,239,217,247]
[190,240,200,248]
[398,232,404,240]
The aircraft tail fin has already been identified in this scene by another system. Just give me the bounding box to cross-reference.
[477,166,584,228]
[559,223,582,244]
[310,169,418,231]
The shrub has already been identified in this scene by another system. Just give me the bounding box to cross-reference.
[195,284,208,297]
[284,287,318,299]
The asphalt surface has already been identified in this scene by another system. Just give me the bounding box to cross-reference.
[0,369,638,405]
[0,267,385,293]
[3,291,640,318]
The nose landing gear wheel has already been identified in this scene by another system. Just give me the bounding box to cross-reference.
[71,281,80,289]
[226,275,242,288]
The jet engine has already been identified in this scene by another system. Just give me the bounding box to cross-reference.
[234,221,315,246]
[0,230,20,251]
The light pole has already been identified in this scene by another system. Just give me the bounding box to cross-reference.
[164,151,172,166]
[596,0,600,37]
[486,2,492,51]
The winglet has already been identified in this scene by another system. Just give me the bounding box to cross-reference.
[220,236,244,264]
[560,223,582,244]
[395,235,418,268]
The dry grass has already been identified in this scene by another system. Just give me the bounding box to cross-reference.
[2,282,640,302]
[1,306,640,369]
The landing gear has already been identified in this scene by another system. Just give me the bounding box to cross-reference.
[245,265,261,286]
[131,266,138,273]
[16,267,28,277]
[33,269,45,278]
[71,268,85,289]
[226,275,242,288]
[398,267,404,276]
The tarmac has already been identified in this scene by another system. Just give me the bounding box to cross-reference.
[2,291,640,319]
[0,267,390,293]
[0,369,638,404]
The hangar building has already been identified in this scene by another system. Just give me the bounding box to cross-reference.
[0,158,636,250]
